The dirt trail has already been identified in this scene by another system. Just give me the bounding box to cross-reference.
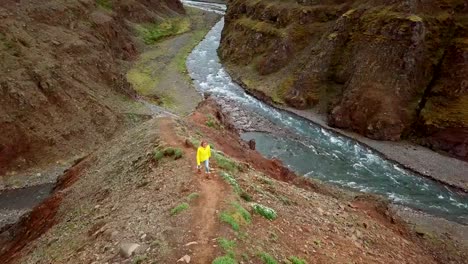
[157,117,225,263]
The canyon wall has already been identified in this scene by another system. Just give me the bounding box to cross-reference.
[219,0,468,160]
[0,0,184,173]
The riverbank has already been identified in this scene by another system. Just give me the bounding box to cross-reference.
[225,67,468,193]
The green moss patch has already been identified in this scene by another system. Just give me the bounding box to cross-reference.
[136,17,191,44]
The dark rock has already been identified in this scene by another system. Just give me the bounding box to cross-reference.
[248,139,256,150]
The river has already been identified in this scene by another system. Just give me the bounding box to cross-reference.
[184,5,468,224]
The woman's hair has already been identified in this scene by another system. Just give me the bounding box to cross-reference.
[200,140,207,146]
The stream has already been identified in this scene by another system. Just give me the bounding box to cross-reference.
[185,6,468,224]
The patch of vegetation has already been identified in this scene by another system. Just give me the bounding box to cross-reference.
[240,191,252,202]
[231,202,252,224]
[219,171,242,193]
[187,192,200,201]
[189,137,201,147]
[236,17,284,37]
[251,203,277,220]
[258,252,278,264]
[278,195,293,206]
[136,17,191,45]
[0,33,14,50]
[158,93,176,108]
[268,231,278,242]
[126,69,157,95]
[153,149,165,161]
[220,212,240,231]
[289,256,307,264]
[218,237,236,257]
[206,115,221,129]
[259,176,273,185]
[214,152,239,173]
[170,202,189,216]
[212,255,237,264]
[173,148,184,159]
[96,0,112,10]
[133,255,148,264]
[220,202,252,231]
[153,146,184,161]
[408,14,423,22]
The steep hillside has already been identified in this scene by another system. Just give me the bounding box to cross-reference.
[219,0,468,160]
[0,0,184,175]
[1,102,466,263]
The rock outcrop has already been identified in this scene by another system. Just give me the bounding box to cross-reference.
[0,0,184,174]
[219,0,468,160]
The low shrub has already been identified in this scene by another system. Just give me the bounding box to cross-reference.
[251,203,277,220]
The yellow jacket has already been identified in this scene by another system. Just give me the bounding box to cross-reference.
[196,145,211,165]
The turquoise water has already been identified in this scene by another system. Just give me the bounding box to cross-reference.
[186,18,468,224]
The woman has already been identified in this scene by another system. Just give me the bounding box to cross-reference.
[196,141,211,175]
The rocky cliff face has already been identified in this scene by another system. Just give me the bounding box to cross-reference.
[0,0,184,174]
[219,0,468,160]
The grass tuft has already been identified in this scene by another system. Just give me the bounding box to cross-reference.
[214,153,239,173]
[170,202,189,216]
[231,202,251,224]
[218,237,236,257]
[206,115,221,129]
[219,172,241,193]
[96,0,112,10]
[173,148,184,159]
[258,252,277,264]
[220,212,240,231]
[163,147,176,156]
[212,255,237,264]
[153,146,184,161]
[289,256,307,264]
[240,191,252,202]
[187,192,200,201]
[251,203,277,220]
[153,150,164,161]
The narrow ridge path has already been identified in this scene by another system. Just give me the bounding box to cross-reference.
[157,117,225,263]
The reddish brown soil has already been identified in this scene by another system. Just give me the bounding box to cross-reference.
[0,193,63,264]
